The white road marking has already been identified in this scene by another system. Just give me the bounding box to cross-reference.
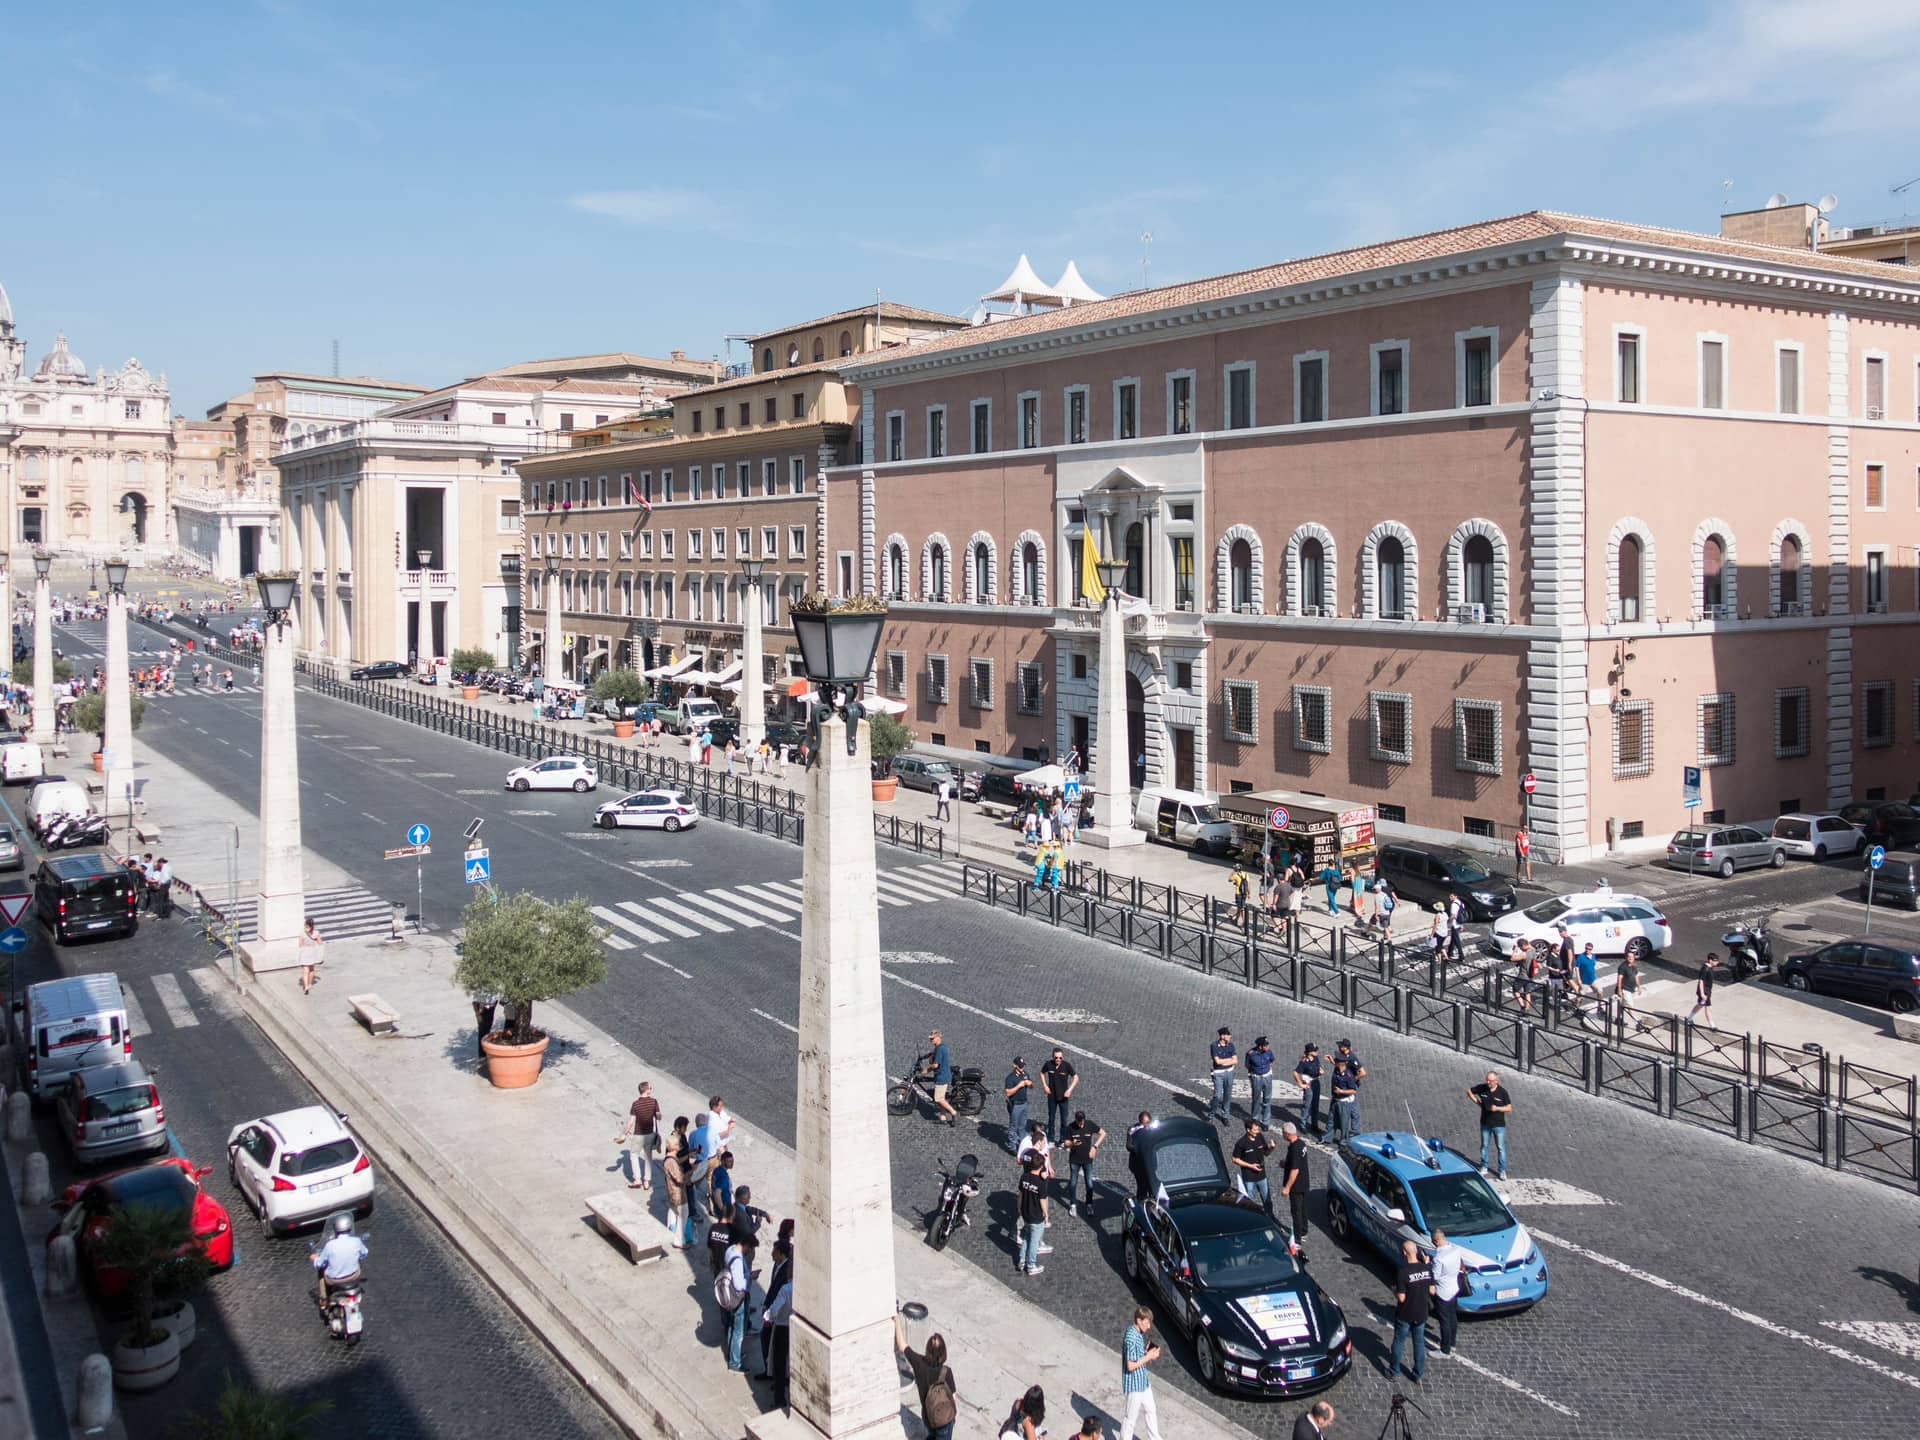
[645,951,692,979]
[704,887,798,923]
[1431,1348,1578,1416]
[237,748,255,758]
[1498,1178,1614,1207]
[1533,1226,1920,1394]
[751,1008,799,1035]
[875,872,950,903]
[1006,1007,1115,1026]
[882,951,954,965]
[645,896,732,933]
[215,737,231,746]
[150,973,199,1028]
[456,789,494,796]
[1820,1320,1920,1362]
[619,901,698,940]
[508,809,555,817]
[594,905,666,943]
[359,812,384,824]
[181,968,242,1018]
[675,891,764,927]
[626,858,691,871]
[323,793,347,805]
[122,987,153,1038]
[419,772,456,778]
[342,745,382,751]
[735,883,803,915]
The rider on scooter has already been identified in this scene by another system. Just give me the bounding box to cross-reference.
[309,1213,366,1309]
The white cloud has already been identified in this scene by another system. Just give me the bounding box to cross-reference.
[569,190,734,234]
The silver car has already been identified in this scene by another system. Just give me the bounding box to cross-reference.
[889,755,953,793]
[54,1060,168,1164]
[1665,825,1786,878]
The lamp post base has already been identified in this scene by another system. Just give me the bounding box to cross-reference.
[240,937,304,974]
[745,1402,905,1440]
[1081,824,1145,849]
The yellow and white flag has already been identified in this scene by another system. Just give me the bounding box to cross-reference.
[1081,530,1106,606]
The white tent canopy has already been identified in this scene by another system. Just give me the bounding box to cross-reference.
[982,253,1053,306]
[643,654,698,680]
[1053,261,1104,305]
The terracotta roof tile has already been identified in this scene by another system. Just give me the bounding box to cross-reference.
[683,357,856,397]
[749,301,966,342]
[513,416,847,473]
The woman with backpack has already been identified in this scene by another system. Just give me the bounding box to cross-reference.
[894,1312,958,1440]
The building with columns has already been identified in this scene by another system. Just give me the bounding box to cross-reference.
[823,212,1920,862]
[0,279,176,557]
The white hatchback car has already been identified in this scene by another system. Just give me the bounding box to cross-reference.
[1487,891,1673,962]
[226,1107,374,1234]
[595,789,700,832]
[1770,812,1865,862]
[504,756,598,792]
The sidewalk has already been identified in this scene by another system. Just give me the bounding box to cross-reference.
[137,734,1255,1440]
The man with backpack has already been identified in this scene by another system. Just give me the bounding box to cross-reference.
[718,1231,759,1372]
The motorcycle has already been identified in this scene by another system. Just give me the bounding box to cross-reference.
[926,1154,980,1250]
[886,1055,988,1119]
[312,1214,367,1345]
[959,769,984,804]
[1721,916,1775,981]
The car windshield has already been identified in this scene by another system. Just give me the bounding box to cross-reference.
[281,1139,360,1176]
[1189,1225,1301,1289]
[1409,1172,1512,1237]
[101,1166,195,1213]
[1520,897,1570,924]
[1671,830,1707,848]
[1443,858,1493,883]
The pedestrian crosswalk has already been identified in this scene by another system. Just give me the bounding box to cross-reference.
[147,683,264,698]
[210,885,397,941]
[123,966,243,1038]
[589,863,960,951]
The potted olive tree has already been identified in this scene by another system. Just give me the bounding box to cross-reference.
[589,668,650,738]
[96,1202,213,1391]
[67,690,148,773]
[454,890,608,1089]
[450,648,495,702]
[11,656,74,686]
[867,712,913,802]
[173,1374,332,1439]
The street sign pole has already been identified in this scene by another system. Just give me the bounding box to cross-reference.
[1866,845,1887,937]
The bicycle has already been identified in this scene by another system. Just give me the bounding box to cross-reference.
[886,1055,987,1118]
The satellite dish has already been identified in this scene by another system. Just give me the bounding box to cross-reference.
[1764,193,1789,209]
[1817,193,1839,214]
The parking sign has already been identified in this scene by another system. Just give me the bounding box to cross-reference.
[1682,766,1701,810]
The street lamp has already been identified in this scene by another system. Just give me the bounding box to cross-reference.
[101,557,135,835]
[415,548,433,571]
[29,551,54,746]
[736,554,767,751]
[255,571,296,629]
[1095,556,1129,607]
[243,569,306,973]
[1085,552,1144,848]
[103,558,129,594]
[791,600,885,758]
[32,551,51,582]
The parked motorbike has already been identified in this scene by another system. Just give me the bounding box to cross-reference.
[1721,916,1775,980]
[927,1154,980,1250]
[959,769,984,803]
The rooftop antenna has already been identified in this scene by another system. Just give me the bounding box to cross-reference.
[331,339,340,377]
[1893,175,1920,197]
[1720,179,1734,212]
[1139,230,1153,291]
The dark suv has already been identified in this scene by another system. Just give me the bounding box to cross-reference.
[1859,855,1920,911]
[1779,940,1920,1013]
[1838,802,1920,849]
[1374,842,1517,921]
[33,855,138,944]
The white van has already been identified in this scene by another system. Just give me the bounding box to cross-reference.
[1133,788,1238,856]
[1,740,44,784]
[8,973,133,1100]
[27,780,91,837]
[667,696,724,735]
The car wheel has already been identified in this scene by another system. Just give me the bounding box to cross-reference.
[663,818,681,833]
[1625,937,1653,962]
[1124,1236,1145,1284]
[1530,939,1552,958]
[1718,858,1736,879]
[1195,1335,1222,1390]
[573,778,590,792]
[599,813,617,830]
[1786,972,1810,991]
[1326,1193,1352,1244]
[1769,849,1786,869]
[1890,990,1919,1015]
[1813,845,1827,861]
[513,778,529,792]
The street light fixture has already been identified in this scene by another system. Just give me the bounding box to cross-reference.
[32,551,52,581]
[255,571,296,629]
[416,548,433,570]
[791,598,886,759]
[1095,556,1129,606]
[103,557,129,595]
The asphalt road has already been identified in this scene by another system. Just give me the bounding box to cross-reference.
[72,617,1920,1440]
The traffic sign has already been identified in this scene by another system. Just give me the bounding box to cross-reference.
[0,893,30,927]
[464,851,492,885]
[385,844,430,860]
[1063,777,1081,802]
[1870,845,1887,870]
[0,926,27,955]
[1267,805,1291,830]
[407,823,431,847]
[1682,766,1702,810]
[1522,772,1537,795]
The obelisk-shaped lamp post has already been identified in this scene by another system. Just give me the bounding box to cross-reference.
[29,550,54,746]
[1084,555,1143,848]
[101,557,135,820]
[241,571,307,973]
[737,553,767,750]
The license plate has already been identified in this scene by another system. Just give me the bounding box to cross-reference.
[85,920,109,930]
[310,1177,344,1192]
[106,1121,139,1135]
[1286,1366,1314,1382]
[1496,1287,1521,1300]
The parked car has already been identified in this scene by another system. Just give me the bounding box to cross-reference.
[0,823,21,871]
[964,765,1025,807]
[1123,1116,1352,1395]
[503,757,598,793]
[32,854,139,944]
[1771,812,1865,862]
[8,973,133,1099]
[49,1157,235,1298]
[1373,842,1517,921]
[226,1107,375,1234]
[1486,891,1672,961]
[764,720,808,754]
[54,1060,168,1164]
[1858,855,1920,911]
[889,755,954,793]
[1663,825,1785,877]
[1778,939,1920,1014]
[1838,801,1920,850]
[594,789,699,832]
[349,660,410,681]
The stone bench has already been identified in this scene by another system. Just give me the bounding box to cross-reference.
[1893,1012,1920,1045]
[584,1190,671,1266]
[346,993,399,1036]
[979,802,1015,820]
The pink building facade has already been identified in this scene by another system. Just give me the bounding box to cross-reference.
[821,212,1920,861]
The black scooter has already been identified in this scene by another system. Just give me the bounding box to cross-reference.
[1721,916,1775,980]
[927,1154,979,1251]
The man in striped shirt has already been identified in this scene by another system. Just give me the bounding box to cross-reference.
[1120,1306,1164,1440]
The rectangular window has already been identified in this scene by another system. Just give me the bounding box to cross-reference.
[1292,684,1332,755]
[492,411,507,425]
[1453,698,1502,776]
[762,526,777,556]
[969,657,994,709]
[639,531,653,559]
[763,459,778,496]
[836,552,853,596]
[690,466,704,502]
[739,462,752,496]
[1172,535,1195,612]
[1019,394,1039,448]
[1368,691,1412,764]
[1374,345,1405,416]
[927,654,949,704]
[739,403,751,427]
[597,476,608,505]
[764,397,777,423]
[1863,681,1894,748]
[498,498,521,532]
[1777,347,1801,414]
[688,529,702,558]
[792,392,805,420]
[1295,355,1326,423]
[885,651,906,696]
[1865,548,1888,610]
[1174,661,1193,691]
[887,412,904,461]
[928,407,947,458]
[641,472,653,503]
[1169,373,1193,435]
[1222,679,1258,743]
[712,527,726,557]
[1116,381,1138,440]
[1017,662,1042,714]
[1461,335,1493,407]
[661,531,674,559]
[1866,463,1886,510]
[558,413,574,432]
[1616,331,1642,403]
[1865,355,1886,419]
[1226,365,1254,429]
[619,531,632,560]
[691,410,702,433]
[789,525,806,558]
[1700,339,1725,410]
[1067,387,1088,444]
[971,400,991,453]
[1613,699,1652,778]
[1071,653,1088,680]
[662,469,674,502]
[790,456,806,493]
[596,530,610,559]
[1699,693,1736,767]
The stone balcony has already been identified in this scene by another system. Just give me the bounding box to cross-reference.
[1049,604,1207,644]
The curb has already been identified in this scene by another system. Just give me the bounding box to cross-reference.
[220,960,738,1440]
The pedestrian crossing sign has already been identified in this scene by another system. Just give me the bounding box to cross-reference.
[464,851,491,884]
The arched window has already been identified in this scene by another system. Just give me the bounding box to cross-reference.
[1300,539,1326,613]
[812,337,824,362]
[1020,541,1040,603]
[1229,539,1253,611]
[932,544,949,601]
[884,541,907,600]
[1378,538,1406,619]
[1619,535,1643,621]
[839,331,853,357]
[1463,534,1494,609]
[1701,535,1726,612]
[761,347,773,372]
[973,544,991,601]
[1778,535,1800,608]
[1124,522,1145,597]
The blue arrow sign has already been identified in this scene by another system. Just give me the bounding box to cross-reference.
[464,852,491,885]
[407,823,431,847]
[1869,844,1887,871]
[0,926,28,955]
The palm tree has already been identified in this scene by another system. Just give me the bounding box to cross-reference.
[93,1202,212,1348]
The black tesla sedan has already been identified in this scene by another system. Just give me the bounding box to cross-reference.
[1122,1116,1351,1396]
[349,660,410,681]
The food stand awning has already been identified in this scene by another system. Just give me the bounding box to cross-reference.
[1216,789,1378,867]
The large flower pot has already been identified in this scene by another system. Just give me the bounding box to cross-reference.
[481,1032,550,1089]
[112,1329,181,1391]
[871,776,899,802]
[92,751,105,773]
[612,720,635,739]
[462,685,480,701]
[152,1298,196,1350]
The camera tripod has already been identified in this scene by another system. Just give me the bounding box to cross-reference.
[1377,1390,1432,1440]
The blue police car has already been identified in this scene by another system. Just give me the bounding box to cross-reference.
[1324,1131,1548,1315]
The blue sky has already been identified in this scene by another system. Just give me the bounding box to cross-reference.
[7,0,1917,415]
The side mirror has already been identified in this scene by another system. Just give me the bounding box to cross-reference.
[1387,1207,1407,1224]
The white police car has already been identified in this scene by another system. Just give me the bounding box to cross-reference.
[1486,890,1672,962]
[1325,1131,1548,1315]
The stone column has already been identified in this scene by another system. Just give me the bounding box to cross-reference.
[1084,581,1143,848]
[102,590,133,816]
[29,570,53,746]
[242,619,305,972]
[0,563,11,690]
[740,579,766,749]
[750,709,899,1440]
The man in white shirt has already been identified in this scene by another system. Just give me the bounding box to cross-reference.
[1429,1227,1465,1355]
[723,1233,758,1372]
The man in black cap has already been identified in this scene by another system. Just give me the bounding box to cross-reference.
[1208,1027,1237,1124]
[1003,1056,1033,1155]
[1292,1042,1323,1138]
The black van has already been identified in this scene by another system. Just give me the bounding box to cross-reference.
[33,855,139,944]
[1375,842,1518,921]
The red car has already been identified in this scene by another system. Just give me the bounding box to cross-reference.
[49,1157,235,1299]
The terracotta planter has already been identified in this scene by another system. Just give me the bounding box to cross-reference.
[612,719,635,738]
[461,685,480,701]
[871,776,899,802]
[152,1298,197,1350]
[112,1329,181,1391]
[92,751,105,773]
[481,1032,550,1089]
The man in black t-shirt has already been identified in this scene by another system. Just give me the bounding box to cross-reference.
[1040,1048,1079,1143]
[1388,1239,1434,1383]
[1016,1150,1049,1276]
[1230,1119,1275,1212]
[1279,1122,1311,1254]
[1468,1071,1512,1179]
[1690,952,1720,1025]
[1061,1111,1105,1216]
